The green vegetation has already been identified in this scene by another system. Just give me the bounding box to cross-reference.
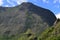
[25,11,34,29]
[0,22,60,40]
[38,22,60,40]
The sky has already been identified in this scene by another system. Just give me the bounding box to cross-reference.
[0,0,60,18]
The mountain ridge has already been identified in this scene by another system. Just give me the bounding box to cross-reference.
[0,2,57,40]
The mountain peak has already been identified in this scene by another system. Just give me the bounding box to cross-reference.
[17,2,34,8]
[21,2,33,5]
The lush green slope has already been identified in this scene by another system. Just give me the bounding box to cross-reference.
[38,21,60,40]
[14,21,60,40]
[0,21,60,40]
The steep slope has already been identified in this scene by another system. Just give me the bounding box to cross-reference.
[0,2,56,40]
[38,19,60,40]
[14,19,60,40]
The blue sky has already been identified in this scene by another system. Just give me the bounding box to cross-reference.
[0,0,60,18]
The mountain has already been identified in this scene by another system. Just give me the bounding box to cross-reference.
[0,2,56,40]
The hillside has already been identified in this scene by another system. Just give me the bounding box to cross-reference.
[17,19,60,40]
[0,19,59,40]
[0,2,57,40]
[38,19,60,40]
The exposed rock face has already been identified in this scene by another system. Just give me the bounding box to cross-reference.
[0,2,56,35]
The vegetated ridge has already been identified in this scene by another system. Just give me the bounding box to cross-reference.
[0,2,57,40]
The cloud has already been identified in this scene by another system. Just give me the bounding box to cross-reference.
[56,13,60,18]
[17,0,28,4]
[4,5,9,7]
[6,0,28,7]
[12,0,28,4]
[7,0,14,5]
[42,0,49,3]
[0,0,3,6]
[53,0,58,3]
[55,5,60,8]
[0,0,28,7]
[53,0,60,3]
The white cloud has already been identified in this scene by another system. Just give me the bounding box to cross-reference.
[55,5,60,8]
[0,0,3,6]
[13,0,28,4]
[7,0,14,5]
[56,13,60,18]
[58,0,60,3]
[3,0,28,7]
[53,0,60,3]
[17,0,27,4]
[53,0,58,3]
[4,5,9,7]
[42,0,49,3]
